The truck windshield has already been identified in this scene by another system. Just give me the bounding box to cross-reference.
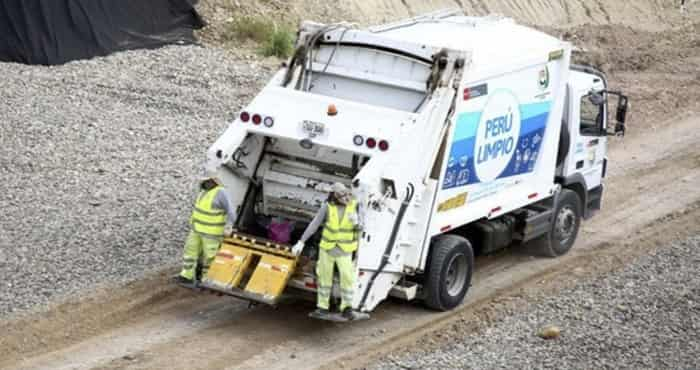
[288,44,432,112]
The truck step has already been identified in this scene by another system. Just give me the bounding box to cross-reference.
[389,281,418,300]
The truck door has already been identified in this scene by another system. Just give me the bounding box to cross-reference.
[572,90,607,190]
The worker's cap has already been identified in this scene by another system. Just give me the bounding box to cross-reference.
[199,165,221,185]
[330,182,350,196]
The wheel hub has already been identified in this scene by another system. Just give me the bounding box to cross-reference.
[445,253,468,297]
[555,206,576,244]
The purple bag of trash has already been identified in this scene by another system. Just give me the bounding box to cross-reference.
[267,218,293,244]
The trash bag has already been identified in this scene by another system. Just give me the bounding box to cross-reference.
[267,218,294,244]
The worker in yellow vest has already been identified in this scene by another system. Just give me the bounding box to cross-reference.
[293,182,364,320]
[176,169,236,286]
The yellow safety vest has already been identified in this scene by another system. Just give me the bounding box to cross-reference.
[190,186,226,238]
[319,200,359,253]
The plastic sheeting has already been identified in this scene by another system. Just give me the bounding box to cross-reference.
[0,0,205,65]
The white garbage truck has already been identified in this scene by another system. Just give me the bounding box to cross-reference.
[194,10,629,316]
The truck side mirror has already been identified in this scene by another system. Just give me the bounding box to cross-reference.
[615,96,629,125]
[614,123,626,137]
[605,91,629,137]
[613,95,629,136]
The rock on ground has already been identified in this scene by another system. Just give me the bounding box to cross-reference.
[0,45,273,318]
[369,236,700,370]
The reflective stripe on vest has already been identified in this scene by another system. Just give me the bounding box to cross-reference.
[190,186,226,237]
[319,200,358,253]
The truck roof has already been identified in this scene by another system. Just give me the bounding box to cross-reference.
[373,15,566,66]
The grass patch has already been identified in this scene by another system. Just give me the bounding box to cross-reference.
[226,16,295,58]
[262,28,295,58]
[227,16,272,43]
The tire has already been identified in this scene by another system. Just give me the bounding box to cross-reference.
[529,189,582,257]
[424,235,474,311]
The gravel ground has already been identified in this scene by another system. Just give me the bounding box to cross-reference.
[0,45,273,318]
[369,236,700,370]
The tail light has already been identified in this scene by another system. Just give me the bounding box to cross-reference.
[353,135,364,146]
[241,111,274,128]
[366,137,377,149]
[378,140,389,151]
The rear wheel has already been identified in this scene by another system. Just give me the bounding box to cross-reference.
[424,235,474,311]
[529,188,582,257]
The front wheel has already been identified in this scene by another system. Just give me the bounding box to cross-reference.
[424,235,474,311]
[529,188,582,257]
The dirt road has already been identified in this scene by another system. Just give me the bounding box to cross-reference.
[1,108,699,369]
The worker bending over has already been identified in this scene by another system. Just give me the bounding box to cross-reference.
[293,182,364,320]
[176,169,236,286]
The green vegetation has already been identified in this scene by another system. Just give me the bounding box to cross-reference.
[227,16,271,43]
[262,28,295,58]
[226,16,295,58]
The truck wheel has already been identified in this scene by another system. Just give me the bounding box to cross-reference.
[424,235,474,311]
[530,189,582,257]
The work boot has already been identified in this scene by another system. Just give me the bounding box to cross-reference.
[309,308,331,320]
[342,308,370,321]
[342,308,358,320]
[174,275,196,287]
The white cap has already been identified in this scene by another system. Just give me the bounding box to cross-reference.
[199,165,221,185]
[330,182,350,196]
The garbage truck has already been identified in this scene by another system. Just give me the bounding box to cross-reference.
[192,9,629,317]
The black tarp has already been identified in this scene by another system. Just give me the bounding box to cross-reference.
[0,0,205,65]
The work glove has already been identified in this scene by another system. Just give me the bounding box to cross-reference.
[291,241,305,256]
[224,225,234,237]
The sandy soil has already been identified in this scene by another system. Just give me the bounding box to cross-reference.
[554,21,700,132]
[195,0,683,44]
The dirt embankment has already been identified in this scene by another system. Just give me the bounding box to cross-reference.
[559,22,700,132]
[196,0,681,44]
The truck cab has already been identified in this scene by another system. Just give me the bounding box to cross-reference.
[559,66,628,219]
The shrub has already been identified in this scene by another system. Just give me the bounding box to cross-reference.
[226,16,295,59]
[227,16,273,43]
[262,28,295,58]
